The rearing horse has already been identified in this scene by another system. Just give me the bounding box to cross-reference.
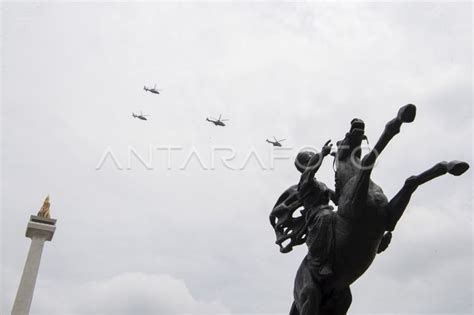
[272,104,469,315]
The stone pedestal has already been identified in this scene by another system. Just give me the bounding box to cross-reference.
[11,215,56,315]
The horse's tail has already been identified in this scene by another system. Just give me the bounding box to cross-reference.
[289,301,299,315]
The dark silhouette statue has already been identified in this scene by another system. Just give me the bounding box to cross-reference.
[270,104,470,315]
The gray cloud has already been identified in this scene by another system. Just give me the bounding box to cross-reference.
[31,272,229,315]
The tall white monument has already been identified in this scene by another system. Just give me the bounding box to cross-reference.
[12,196,56,315]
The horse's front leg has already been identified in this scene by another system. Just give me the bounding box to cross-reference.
[361,104,416,168]
[386,160,469,231]
[352,104,417,209]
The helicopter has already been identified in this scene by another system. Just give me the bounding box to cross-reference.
[206,114,229,126]
[132,111,149,121]
[266,136,286,147]
[144,84,160,94]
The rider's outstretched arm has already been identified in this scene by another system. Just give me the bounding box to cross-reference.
[299,140,332,189]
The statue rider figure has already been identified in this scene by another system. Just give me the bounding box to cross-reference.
[296,140,337,279]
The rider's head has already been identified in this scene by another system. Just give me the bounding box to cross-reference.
[294,151,314,173]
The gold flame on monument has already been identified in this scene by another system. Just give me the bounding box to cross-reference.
[37,195,51,218]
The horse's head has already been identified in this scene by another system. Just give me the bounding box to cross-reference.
[333,118,366,202]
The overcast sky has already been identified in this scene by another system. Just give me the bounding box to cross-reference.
[1,1,472,315]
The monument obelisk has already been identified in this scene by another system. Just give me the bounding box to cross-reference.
[12,196,56,315]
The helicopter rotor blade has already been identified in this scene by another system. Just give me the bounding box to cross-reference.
[279,139,286,142]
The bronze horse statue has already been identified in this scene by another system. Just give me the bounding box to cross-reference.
[270,104,469,315]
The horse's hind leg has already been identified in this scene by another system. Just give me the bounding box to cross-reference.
[297,285,323,315]
[386,160,469,231]
[352,104,417,208]
[293,259,324,315]
[322,287,352,315]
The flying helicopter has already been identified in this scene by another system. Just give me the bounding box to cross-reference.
[132,111,149,121]
[266,136,286,147]
[144,84,160,94]
[206,114,229,126]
